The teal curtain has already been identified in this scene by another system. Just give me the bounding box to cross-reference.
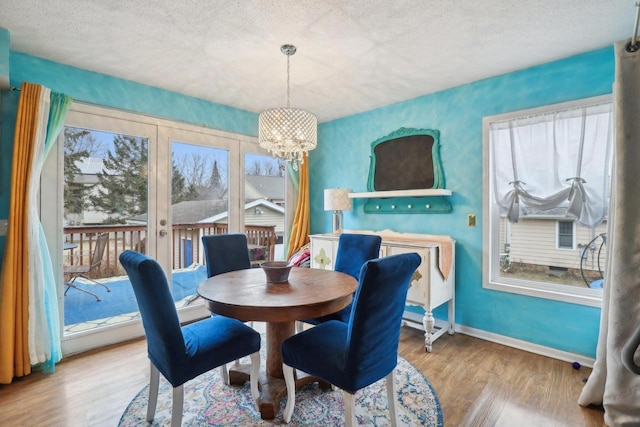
[39,92,72,373]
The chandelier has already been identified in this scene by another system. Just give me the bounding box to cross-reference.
[258,44,317,170]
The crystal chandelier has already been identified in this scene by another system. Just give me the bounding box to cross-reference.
[259,44,317,170]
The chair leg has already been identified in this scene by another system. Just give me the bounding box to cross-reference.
[343,390,356,427]
[249,351,261,409]
[64,275,111,301]
[219,363,229,385]
[171,384,184,427]
[386,370,397,427]
[283,363,296,423]
[65,279,101,302]
[147,364,160,423]
[76,274,111,292]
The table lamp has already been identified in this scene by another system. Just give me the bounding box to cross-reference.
[324,188,353,234]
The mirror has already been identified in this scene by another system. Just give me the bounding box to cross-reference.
[367,127,445,192]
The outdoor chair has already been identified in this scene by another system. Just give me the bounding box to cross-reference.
[282,253,421,425]
[63,232,110,301]
[297,233,381,332]
[119,250,261,427]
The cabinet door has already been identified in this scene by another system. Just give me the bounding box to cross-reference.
[388,245,429,305]
[310,238,337,270]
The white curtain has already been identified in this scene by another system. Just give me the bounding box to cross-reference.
[490,102,613,228]
[26,86,52,365]
[28,90,71,370]
[578,40,640,425]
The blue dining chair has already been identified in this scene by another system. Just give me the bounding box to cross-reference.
[202,233,255,375]
[297,233,381,332]
[282,252,421,425]
[202,233,252,277]
[119,250,261,427]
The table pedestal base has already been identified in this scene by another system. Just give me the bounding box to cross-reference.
[229,365,331,420]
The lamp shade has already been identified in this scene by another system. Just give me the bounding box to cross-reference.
[324,188,353,211]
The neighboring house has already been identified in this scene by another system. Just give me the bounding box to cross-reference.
[500,207,608,274]
[65,157,112,225]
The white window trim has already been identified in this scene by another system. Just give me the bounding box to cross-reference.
[555,220,576,250]
[483,95,610,308]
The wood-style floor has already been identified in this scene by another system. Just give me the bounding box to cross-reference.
[0,325,605,426]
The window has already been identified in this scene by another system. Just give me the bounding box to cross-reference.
[483,95,613,307]
[557,221,574,249]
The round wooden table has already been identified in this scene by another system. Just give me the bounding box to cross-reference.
[197,267,357,420]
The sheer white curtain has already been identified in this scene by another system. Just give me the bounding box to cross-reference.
[490,102,613,228]
[578,40,640,425]
[27,88,71,370]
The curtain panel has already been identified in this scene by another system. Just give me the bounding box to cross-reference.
[0,83,71,384]
[490,102,613,228]
[286,153,310,259]
[577,40,640,425]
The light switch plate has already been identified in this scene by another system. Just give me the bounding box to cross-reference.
[0,219,7,236]
[468,214,476,227]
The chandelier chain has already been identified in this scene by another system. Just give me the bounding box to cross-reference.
[286,54,290,109]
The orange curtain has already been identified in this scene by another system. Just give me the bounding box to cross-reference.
[286,154,310,259]
[0,83,42,383]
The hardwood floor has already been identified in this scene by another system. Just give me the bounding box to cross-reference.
[0,325,604,426]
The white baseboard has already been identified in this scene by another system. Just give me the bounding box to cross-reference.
[402,311,595,368]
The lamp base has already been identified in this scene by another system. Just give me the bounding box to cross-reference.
[332,210,343,234]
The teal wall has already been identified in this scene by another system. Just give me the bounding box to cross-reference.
[309,47,613,357]
[1,46,613,357]
[0,28,9,87]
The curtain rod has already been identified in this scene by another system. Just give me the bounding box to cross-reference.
[628,1,640,52]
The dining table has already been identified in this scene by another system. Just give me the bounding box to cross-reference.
[197,266,357,420]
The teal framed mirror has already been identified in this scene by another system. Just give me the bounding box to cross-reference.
[359,127,450,214]
[367,127,445,192]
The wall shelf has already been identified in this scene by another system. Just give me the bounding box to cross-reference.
[348,189,452,198]
[348,189,453,214]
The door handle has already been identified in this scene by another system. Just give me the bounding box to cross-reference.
[159,229,168,237]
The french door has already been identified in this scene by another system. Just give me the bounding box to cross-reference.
[42,103,277,355]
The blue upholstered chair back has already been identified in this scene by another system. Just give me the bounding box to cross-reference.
[343,253,421,377]
[202,233,251,277]
[334,233,382,280]
[118,250,187,376]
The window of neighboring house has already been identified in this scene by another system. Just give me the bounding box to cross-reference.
[483,95,613,307]
[557,221,575,249]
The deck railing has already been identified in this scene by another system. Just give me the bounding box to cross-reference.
[63,223,277,279]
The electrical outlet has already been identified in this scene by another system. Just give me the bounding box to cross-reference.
[468,214,476,227]
[0,219,7,236]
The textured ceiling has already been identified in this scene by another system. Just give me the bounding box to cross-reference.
[0,0,633,122]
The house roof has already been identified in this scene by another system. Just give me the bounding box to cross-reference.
[170,199,228,225]
[245,175,284,201]
[128,198,284,225]
[0,1,630,122]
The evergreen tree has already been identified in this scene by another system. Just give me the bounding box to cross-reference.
[63,128,91,217]
[89,135,148,223]
[171,161,198,203]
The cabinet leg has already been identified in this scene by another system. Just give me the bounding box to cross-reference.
[447,298,455,335]
[423,311,434,352]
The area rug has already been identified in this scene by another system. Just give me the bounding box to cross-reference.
[119,353,443,426]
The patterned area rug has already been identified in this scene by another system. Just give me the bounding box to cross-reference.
[119,353,442,426]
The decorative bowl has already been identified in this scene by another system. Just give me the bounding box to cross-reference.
[261,261,292,283]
